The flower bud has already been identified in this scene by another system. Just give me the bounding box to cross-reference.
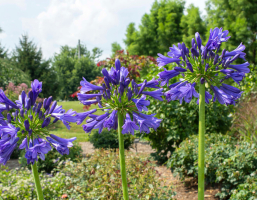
[7,113,11,123]
[20,109,24,118]
[104,77,110,89]
[29,115,33,121]
[38,111,42,119]
[45,96,52,110]
[36,102,42,114]
[21,91,26,107]
[127,87,132,101]
[42,117,51,128]
[24,120,30,131]
[53,118,59,123]
[49,101,57,114]
[213,54,219,65]
[106,89,111,99]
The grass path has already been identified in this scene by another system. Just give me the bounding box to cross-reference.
[48,101,103,142]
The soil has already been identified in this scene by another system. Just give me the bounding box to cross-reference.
[6,141,221,200]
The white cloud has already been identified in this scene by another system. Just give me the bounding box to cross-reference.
[22,0,153,60]
[0,0,26,9]
[0,32,7,40]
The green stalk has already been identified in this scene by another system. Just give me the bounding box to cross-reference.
[198,82,205,200]
[32,161,44,200]
[117,112,129,200]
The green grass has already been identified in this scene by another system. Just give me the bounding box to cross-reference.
[48,101,103,142]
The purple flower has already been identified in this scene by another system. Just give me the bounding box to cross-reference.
[0,90,18,109]
[132,95,150,112]
[0,137,19,165]
[137,78,159,88]
[157,53,181,67]
[157,27,248,105]
[82,120,98,133]
[77,93,103,101]
[27,138,52,161]
[133,113,162,134]
[122,114,139,135]
[178,83,199,103]
[31,79,42,105]
[211,86,236,105]
[142,89,163,101]
[51,109,77,130]
[80,77,104,93]
[103,110,117,130]
[42,117,51,128]
[206,27,230,50]
[158,68,180,86]
[76,109,97,125]
[228,62,250,73]
[47,134,76,155]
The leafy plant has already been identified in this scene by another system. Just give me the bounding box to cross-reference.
[168,133,257,199]
[230,175,257,200]
[89,129,134,150]
[148,98,233,164]
[1,149,176,199]
[19,142,83,173]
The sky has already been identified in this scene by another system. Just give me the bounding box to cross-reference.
[0,0,207,61]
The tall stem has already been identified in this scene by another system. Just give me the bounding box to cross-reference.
[117,112,129,200]
[32,161,44,200]
[198,82,205,200]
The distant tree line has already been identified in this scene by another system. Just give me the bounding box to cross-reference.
[0,0,256,100]
[0,33,101,100]
[114,0,256,65]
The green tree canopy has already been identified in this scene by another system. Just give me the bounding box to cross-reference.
[52,44,101,100]
[180,4,206,47]
[111,42,122,57]
[206,0,257,65]
[124,0,185,56]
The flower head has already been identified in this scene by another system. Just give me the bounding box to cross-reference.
[157,27,249,105]
[0,79,77,165]
[77,59,162,134]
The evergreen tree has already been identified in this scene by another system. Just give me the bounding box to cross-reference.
[12,35,42,80]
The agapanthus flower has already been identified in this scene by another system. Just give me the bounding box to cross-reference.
[0,79,77,165]
[77,59,162,134]
[157,27,249,105]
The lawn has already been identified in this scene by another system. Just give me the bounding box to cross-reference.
[48,101,103,142]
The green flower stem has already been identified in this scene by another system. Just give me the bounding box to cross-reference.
[198,81,205,200]
[32,161,44,200]
[117,112,129,200]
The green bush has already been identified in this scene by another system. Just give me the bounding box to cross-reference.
[19,142,83,173]
[89,129,134,150]
[168,133,257,199]
[148,98,233,164]
[230,175,257,200]
[1,149,176,199]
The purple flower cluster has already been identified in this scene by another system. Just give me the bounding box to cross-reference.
[0,79,77,165]
[157,27,249,105]
[77,59,162,135]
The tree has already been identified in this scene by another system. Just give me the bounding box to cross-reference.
[124,0,185,56]
[180,4,206,47]
[206,0,257,65]
[52,44,101,100]
[111,42,122,57]
[12,35,43,80]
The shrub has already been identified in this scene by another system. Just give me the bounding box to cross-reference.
[1,149,176,199]
[167,133,257,199]
[148,98,233,164]
[89,129,134,150]
[19,142,83,173]
[230,175,257,200]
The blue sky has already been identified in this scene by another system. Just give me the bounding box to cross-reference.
[0,0,207,61]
